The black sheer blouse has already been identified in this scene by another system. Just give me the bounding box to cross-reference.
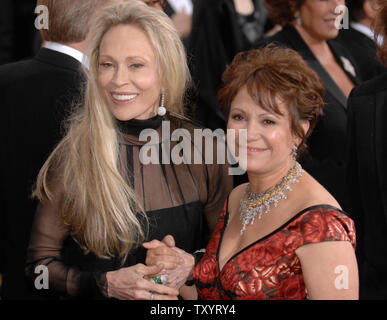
[25,115,233,298]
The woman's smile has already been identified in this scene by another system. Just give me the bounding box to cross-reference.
[110,92,139,104]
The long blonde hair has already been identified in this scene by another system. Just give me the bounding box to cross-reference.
[34,0,191,261]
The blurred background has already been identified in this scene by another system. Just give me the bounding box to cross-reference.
[0,0,42,64]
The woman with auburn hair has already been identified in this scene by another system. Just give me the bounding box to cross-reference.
[346,0,387,300]
[145,46,359,300]
[256,0,361,212]
[25,0,232,300]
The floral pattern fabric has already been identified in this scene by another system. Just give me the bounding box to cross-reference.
[193,203,356,300]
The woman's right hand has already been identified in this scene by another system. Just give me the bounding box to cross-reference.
[143,235,195,290]
[106,263,179,300]
[144,235,183,270]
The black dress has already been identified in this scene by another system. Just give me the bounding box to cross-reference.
[25,115,233,299]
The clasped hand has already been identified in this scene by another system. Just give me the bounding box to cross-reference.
[143,235,195,290]
[104,235,193,300]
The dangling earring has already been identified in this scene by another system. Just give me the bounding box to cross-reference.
[295,15,302,26]
[291,144,298,160]
[157,90,166,116]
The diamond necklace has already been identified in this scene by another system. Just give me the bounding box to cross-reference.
[239,161,303,235]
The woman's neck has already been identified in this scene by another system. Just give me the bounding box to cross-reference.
[294,24,331,61]
[233,0,254,15]
[247,159,295,194]
[117,114,163,136]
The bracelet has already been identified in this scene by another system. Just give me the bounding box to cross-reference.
[185,249,206,286]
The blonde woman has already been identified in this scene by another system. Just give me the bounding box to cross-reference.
[25,0,232,300]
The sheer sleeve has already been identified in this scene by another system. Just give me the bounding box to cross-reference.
[203,159,233,233]
[25,195,108,298]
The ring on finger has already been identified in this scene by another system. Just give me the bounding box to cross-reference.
[150,292,155,300]
[153,274,169,285]
[160,274,169,285]
[153,276,162,284]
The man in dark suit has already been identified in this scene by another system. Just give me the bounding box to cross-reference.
[0,0,113,300]
[346,0,387,299]
[337,0,386,81]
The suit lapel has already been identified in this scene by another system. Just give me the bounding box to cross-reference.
[328,41,361,83]
[305,58,348,108]
[374,88,387,222]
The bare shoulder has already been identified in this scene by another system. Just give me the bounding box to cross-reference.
[296,171,341,211]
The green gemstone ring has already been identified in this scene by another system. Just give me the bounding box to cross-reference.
[153,276,162,284]
[153,274,169,285]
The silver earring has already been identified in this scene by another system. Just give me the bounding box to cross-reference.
[291,144,298,160]
[296,16,302,26]
[157,90,166,116]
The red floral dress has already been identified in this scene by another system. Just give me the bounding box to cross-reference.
[193,202,356,300]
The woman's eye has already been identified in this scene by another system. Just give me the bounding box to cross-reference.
[231,113,245,121]
[99,62,113,68]
[263,119,275,125]
[130,63,143,69]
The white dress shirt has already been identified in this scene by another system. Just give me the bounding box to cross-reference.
[350,21,383,46]
[44,41,89,69]
[168,0,193,15]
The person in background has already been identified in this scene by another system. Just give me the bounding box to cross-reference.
[24,0,231,300]
[257,0,361,211]
[145,45,358,300]
[0,0,14,64]
[0,0,39,64]
[337,0,386,81]
[0,0,116,300]
[187,0,269,131]
[346,0,387,300]
[163,0,193,43]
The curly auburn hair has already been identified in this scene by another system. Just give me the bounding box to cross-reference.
[218,45,324,154]
[374,0,387,65]
[264,0,305,26]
